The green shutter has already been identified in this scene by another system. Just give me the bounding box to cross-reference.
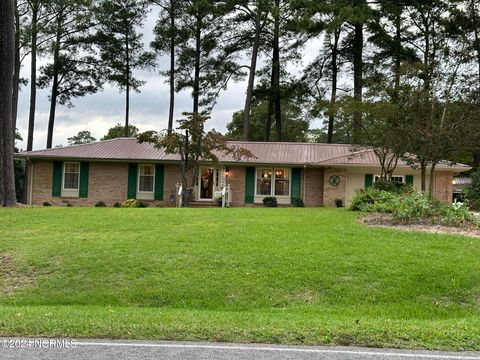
[52,161,63,197]
[291,168,301,199]
[245,167,255,203]
[154,164,164,200]
[127,163,138,199]
[406,175,414,186]
[365,174,373,188]
[79,162,89,198]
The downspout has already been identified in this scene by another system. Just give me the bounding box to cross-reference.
[303,165,307,205]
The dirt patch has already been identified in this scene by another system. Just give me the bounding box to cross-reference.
[0,254,35,296]
[360,213,480,238]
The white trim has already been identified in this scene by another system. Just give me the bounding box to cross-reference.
[137,164,155,194]
[62,162,80,191]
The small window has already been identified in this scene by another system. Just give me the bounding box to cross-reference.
[256,168,272,196]
[374,175,404,183]
[138,165,155,193]
[63,162,80,190]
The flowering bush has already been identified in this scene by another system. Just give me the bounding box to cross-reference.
[121,199,149,208]
[351,188,475,227]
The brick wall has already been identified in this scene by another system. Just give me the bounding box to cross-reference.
[31,160,55,205]
[30,160,183,207]
[302,168,324,207]
[434,171,454,204]
[323,168,347,207]
[226,166,245,207]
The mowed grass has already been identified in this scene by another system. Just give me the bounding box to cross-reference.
[0,207,479,350]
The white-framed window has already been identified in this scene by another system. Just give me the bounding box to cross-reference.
[256,168,290,197]
[256,168,272,196]
[138,164,155,193]
[374,175,404,183]
[63,162,80,190]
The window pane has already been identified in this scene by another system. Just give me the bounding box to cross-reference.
[63,163,80,190]
[64,173,79,190]
[273,169,289,196]
[257,179,271,195]
[256,169,272,196]
[139,175,154,192]
[141,165,154,176]
[65,163,79,174]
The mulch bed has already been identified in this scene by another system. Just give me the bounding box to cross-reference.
[360,213,480,238]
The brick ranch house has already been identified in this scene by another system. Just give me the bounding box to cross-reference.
[17,138,469,207]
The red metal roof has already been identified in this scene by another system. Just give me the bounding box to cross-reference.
[17,138,470,171]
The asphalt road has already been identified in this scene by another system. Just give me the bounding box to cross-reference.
[1,338,479,360]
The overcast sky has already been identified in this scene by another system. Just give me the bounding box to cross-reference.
[16,8,323,150]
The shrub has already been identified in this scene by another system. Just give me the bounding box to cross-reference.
[392,193,473,226]
[334,199,344,208]
[352,187,474,227]
[349,188,396,213]
[136,201,149,208]
[373,179,411,194]
[291,197,304,207]
[42,202,52,207]
[436,202,473,227]
[66,203,73,207]
[95,201,107,208]
[391,192,439,223]
[263,197,278,207]
[464,172,480,210]
[113,202,121,208]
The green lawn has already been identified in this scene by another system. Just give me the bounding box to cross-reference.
[0,207,479,350]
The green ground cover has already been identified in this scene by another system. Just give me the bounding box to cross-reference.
[0,207,478,350]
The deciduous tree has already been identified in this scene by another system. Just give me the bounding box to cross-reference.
[138,113,252,207]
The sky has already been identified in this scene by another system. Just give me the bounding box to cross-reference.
[15,8,323,151]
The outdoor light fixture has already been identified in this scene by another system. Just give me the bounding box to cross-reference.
[224,168,229,177]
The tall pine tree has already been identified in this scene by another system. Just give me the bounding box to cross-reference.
[95,0,154,137]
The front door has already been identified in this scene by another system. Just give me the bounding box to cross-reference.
[199,167,215,200]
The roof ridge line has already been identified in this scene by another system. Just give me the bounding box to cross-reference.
[19,137,136,154]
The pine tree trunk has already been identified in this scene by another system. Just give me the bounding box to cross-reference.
[12,0,20,138]
[352,19,363,143]
[264,67,274,142]
[167,1,175,135]
[394,9,401,94]
[327,28,340,144]
[242,13,261,141]
[1,0,17,207]
[273,0,281,142]
[27,1,38,151]
[472,0,480,169]
[471,0,480,86]
[193,18,201,114]
[125,32,130,137]
[46,15,62,149]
